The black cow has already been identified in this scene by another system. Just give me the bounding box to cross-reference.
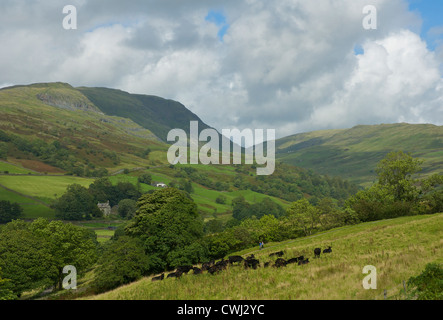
[314,248,321,258]
[264,262,271,268]
[152,274,164,281]
[323,246,332,254]
[215,259,228,268]
[167,270,183,278]
[177,265,193,274]
[201,260,215,271]
[192,267,202,275]
[244,259,260,269]
[286,258,299,265]
[229,255,244,265]
[269,251,284,257]
[274,258,287,268]
[208,264,224,275]
[298,258,310,265]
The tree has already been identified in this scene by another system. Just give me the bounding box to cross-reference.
[250,197,285,219]
[232,196,251,221]
[29,218,98,290]
[376,151,422,201]
[285,198,320,236]
[0,267,15,300]
[92,236,149,294]
[0,201,23,224]
[215,194,227,204]
[125,188,203,273]
[137,173,152,185]
[88,177,114,203]
[406,263,443,300]
[118,199,137,219]
[53,184,102,220]
[0,220,53,297]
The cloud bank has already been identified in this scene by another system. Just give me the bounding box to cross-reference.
[0,0,442,140]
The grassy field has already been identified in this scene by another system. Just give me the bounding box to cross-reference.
[88,213,442,300]
[0,161,37,174]
[0,175,94,205]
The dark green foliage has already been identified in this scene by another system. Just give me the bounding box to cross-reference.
[346,152,443,222]
[88,178,141,206]
[0,200,23,224]
[232,196,284,221]
[0,219,98,297]
[125,188,204,273]
[0,220,53,297]
[137,173,152,185]
[0,267,16,300]
[0,142,7,159]
[118,199,137,219]
[406,263,443,300]
[376,151,423,201]
[92,236,149,294]
[52,184,102,220]
[215,194,227,204]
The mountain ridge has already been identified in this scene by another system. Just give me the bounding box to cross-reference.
[275,122,443,186]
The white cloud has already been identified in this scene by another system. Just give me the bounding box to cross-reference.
[0,0,441,139]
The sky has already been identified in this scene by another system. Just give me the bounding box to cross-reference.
[0,0,442,142]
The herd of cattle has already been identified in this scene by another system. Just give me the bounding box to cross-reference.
[151,246,332,282]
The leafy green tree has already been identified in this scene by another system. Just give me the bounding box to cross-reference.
[53,184,102,220]
[0,267,15,300]
[137,173,152,185]
[406,263,443,300]
[0,220,52,297]
[204,218,224,234]
[29,218,98,290]
[0,200,23,224]
[88,177,114,203]
[125,188,203,273]
[376,151,422,201]
[232,196,251,221]
[285,198,320,236]
[167,241,209,268]
[118,199,137,219]
[250,197,285,219]
[215,194,227,204]
[92,236,149,294]
[345,184,395,222]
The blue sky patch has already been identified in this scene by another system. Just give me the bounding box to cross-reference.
[408,0,443,50]
[205,10,229,41]
[354,44,365,56]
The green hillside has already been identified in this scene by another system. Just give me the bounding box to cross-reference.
[276,123,443,186]
[0,82,360,221]
[77,86,214,143]
[0,82,169,174]
[87,213,442,300]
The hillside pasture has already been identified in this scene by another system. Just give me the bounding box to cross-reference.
[0,175,94,205]
[89,213,442,300]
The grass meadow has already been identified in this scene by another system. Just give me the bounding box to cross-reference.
[0,175,94,204]
[88,213,442,300]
